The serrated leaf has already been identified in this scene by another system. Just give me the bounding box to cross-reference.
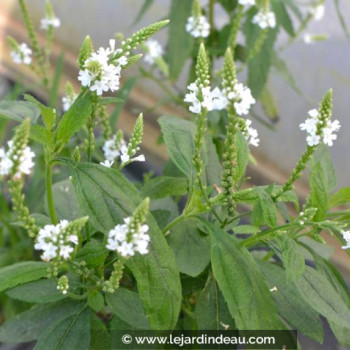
[203,220,282,329]
[277,236,305,282]
[6,279,67,303]
[295,266,350,328]
[106,288,151,330]
[195,275,235,330]
[0,262,49,293]
[0,100,40,122]
[34,306,90,350]
[167,220,210,277]
[59,159,181,330]
[259,262,324,342]
[0,300,81,343]
[141,176,188,199]
[76,240,109,268]
[251,187,278,227]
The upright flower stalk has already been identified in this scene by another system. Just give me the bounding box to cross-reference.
[6,119,38,237]
[273,89,336,200]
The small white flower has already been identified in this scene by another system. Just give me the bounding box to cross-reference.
[102,136,127,162]
[40,17,61,30]
[244,119,260,147]
[100,160,114,168]
[322,119,341,146]
[309,4,325,21]
[252,10,276,29]
[144,39,163,65]
[299,118,318,135]
[10,43,32,65]
[78,42,126,96]
[306,133,321,147]
[34,220,77,262]
[106,218,150,258]
[186,16,210,38]
[308,109,319,118]
[226,82,255,116]
[341,231,350,250]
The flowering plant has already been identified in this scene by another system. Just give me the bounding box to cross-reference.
[0,1,350,349]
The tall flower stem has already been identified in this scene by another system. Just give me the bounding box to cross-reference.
[46,162,57,224]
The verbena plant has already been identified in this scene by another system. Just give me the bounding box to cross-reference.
[0,1,350,349]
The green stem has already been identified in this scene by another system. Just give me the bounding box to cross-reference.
[46,163,58,224]
[162,214,188,235]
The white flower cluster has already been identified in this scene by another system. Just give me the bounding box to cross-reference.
[101,135,145,168]
[62,93,77,112]
[224,82,256,116]
[78,40,128,96]
[144,39,163,65]
[0,141,35,177]
[252,10,276,29]
[106,217,150,257]
[186,16,210,38]
[40,16,61,30]
[243,120,260,147]
[184,83,228,114]
[341,230,350,250]
[309,4,325,21]
[10,43,32,65]
[299,109,341,147]
[34,220,78,262]
[238,0,255,7]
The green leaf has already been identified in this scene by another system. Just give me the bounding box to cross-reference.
[45,179,82,221]
[295,266,350,328]
[141,176,188,199]
[88,290,104,312]
[271,0,295,36]
[30,124,52,145]
[204,220,282,329]
[247,25,279,98]
[0,100,40,122]
[329,187,350,208]
[195,275,235,330]
[310,162,329,221]
[259,262,324,342]
[167,220,210,277]
[106,288,151,329]
[6,279,67,303]
[233,225,261,234]
[277,236,305,282]
[90,314,111,350]
[150,198,179,229]
[0,262,49,293]
[76,240,109,268]
[61,160,181,330]
[235,131,249,185]
[24,94,56,130]
[34,305,90,350]
[260,86,279,122]
[168,0,194,81]
[159,115,195,181]
[0,300,81,343]
[99,97,124,105]
[55,92,93,145]
[251,187,278,227]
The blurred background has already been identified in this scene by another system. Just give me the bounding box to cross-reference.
[0,1,350,349]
